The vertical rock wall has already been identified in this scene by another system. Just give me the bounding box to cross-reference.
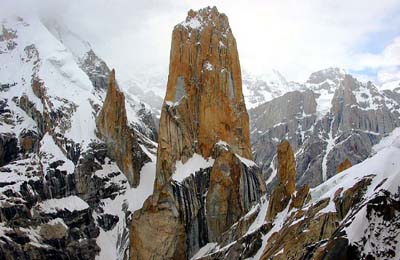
[96,70,149,187]
[155,6,251,189]
[130,7,265,260]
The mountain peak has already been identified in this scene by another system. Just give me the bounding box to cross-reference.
[178,6,229,32]
[42,18,92,60]
[307,67,346,84]
[131,8,264,259]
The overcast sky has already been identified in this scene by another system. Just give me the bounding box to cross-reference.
[4,0,400,84]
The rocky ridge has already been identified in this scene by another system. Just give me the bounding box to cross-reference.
[0,15,157,260]
[192,128,400,260]
[250,68,400,189]
[242,69,303,109]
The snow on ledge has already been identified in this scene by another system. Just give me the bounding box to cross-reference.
[36,195,89,214]
[235,154,256,167]
[181,17,202,30]
[165,100,178,107]
[172,154,215,182]
[45,218,69,229]
[215,140,257,167]
[40,133,75,174]
[215,140,229,151]
[190,242,218,260]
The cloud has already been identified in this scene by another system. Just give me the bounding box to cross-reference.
[353,37,400,68]
[3,0,400,84]
[378,66,400,82]
[351,36,400,83]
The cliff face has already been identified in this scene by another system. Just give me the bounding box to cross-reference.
[96,70,149,187]
[155,6,251,189]
[130,7,264,259]
[250,69,400,189]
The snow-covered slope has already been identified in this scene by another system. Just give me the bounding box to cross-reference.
[193,126,400,260]
[242,69,303,109]
[0,15,99,148]
[0,14,157,260]
[121,69,167,117]
[43,19,158,139]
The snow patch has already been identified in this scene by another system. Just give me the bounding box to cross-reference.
[315,88,334,118]
[191,243,218,260]
[235,154,256,167]
[172,154,215,182]
[40,133,75,174]
[181,17,202,29]
[36,195,89,214]
[204,61,213,71]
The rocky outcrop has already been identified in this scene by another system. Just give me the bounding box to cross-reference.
[193,169,396,260]
[266,140,297,221]
[19,129,40,153]
[130,7,265,259]
[276,140,296,194]
[80,49,110,91]
[313,190,400,260]
[0,156,100,259]
[259,177,373,259]
[290,184,310,209]
[260,200,339,260]
[336,158,352,173]
[0,133,18,166]
[130,189,187,260]
[206,146,264,241]
[96,70,149,187]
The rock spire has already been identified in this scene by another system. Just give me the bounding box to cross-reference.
[130,7,265,259]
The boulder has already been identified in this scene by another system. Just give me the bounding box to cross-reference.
[40,218,69,240]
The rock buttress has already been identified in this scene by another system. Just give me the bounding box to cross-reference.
[131,7,265,260]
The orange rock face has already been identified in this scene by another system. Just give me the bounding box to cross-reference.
[130,7,264,260]
[156,6,251,190]
[266,140,298,221]
[206,148,260,241]
[336,158,352,174]
[277,140,296,195]
[130,189,187,260]
[96,70,145,187]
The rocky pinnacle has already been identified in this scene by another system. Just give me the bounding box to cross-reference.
[155,6,252,190]
[130,7,264,260]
